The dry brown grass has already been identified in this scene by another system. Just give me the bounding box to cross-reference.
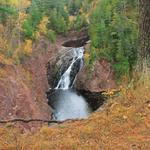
[0,73,150,150]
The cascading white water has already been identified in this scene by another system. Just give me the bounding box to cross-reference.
[52,90,91,121]
[55,47,84,90]
[52,47,91,121]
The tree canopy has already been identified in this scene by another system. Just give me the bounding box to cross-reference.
[0,0,146,80]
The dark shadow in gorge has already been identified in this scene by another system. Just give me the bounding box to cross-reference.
[77,90,106,111]
[62,36,89,47]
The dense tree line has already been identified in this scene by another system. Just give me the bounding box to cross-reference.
[88,0,138,80]
[0,0,92,64]
[0,0,149,80]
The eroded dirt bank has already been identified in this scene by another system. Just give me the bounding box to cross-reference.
[0,64,50,131]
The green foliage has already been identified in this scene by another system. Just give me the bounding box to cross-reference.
[48,9,68,34]
[0,4,17,24]
[89,0,138,79]
[47,30,56,43]
[113,58,129,79]
[6,49,14,58]
[20,0,94,41]
[0,0,92,66]
[0,0,139,79]
[82,0,92,13]
[22,1,42,39]
[23,0,70,36]
[67,0,82,15]
[72,15,88,31]
[88,47,97,65]
[22,18,34,39]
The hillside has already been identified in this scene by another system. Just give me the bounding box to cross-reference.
[0,0,150,150]
[0,82,150,149]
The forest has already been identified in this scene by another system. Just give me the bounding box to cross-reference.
[0,0,150,149]
[0,0,138,78]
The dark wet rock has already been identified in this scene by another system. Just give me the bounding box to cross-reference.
[77,90,106,111]
[62,36,89,47]
[46,89,58,109]
[0,62,5,68]
[46,47,73,88]
[69,59,83,87]
[47,47,84,88]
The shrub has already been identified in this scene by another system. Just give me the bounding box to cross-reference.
[22,18,34,39]
[47,30,56,43]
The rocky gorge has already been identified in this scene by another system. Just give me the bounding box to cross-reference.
[0,30,116,130]
[46,32,117,121]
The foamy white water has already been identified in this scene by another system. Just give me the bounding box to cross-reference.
[53,47,91,121]
[55,47,84,89]
[53,90,91,121]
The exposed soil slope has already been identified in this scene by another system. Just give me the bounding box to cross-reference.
[0,84,149,149]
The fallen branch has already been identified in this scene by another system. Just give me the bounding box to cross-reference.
[0,118,63,124]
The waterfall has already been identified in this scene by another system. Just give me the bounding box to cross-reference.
[55,47,84,90]
[49,47,91,121]
[51,89,91,121]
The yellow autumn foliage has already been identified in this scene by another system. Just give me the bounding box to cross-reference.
[21,0,31,8]
[0,0,31,7]
[0,54,13,64]
[84,52,90,60]
[79,7,83,14]
[19,12,27,22]
[64,6,68,12]
[20,0,31,7]
[0,54,6,62]
[69,16,76,22]
[33,31,40,40]
[24,39,32,55]
[8,0,19,6]
[0,37,8,52]
[38,16,49,34]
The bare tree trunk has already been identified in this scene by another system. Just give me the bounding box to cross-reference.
[139,0,150,65]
